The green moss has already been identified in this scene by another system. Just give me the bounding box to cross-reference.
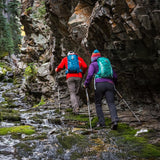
[0,125,35,135]
[14,143,34,152]
[120,136,160,158]
[110,123,137,136]
[0,101,8,107]
[0,112,3,121]
[57,133,85,149]
[0,109,21,122]
[30,116,43,124]
[90,116,98,128]
[140,144,160,158]
[0,64,8,80]
[24,63,37,81]
[0,52,9,59]
[57,133,96,159]
[90,117,111,128]
[38,1,46,19]
[25,7,32,12]
[23,132,47,141]
[54,108,61,114]
[50,118,61,125]
[65,108,73,112]
[1,91,17,108]
[65,113,111,129]
[13,78,19,85]
[0,62,12,71]
[7,102,17,108]
[57,148,63,155]
[33,96,45,108]
[71,149,97,160]
[2,93,9,101]
[3,78,13,83]
[65,113,89,123]
[1,98,17,108]
[109,123,160,158]
[70,152,82,160]
[33,1,46,20]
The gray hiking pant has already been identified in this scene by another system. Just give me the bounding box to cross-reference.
[95,82,119,125]
[67,77,81,112]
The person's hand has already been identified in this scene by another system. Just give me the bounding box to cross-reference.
[83,85,87,88]
[55,68,58,72]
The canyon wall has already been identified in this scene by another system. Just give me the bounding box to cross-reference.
[20,0,160,108]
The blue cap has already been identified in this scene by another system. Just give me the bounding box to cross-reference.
[93,49,100,53]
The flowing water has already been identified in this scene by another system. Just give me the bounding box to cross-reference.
[0,82,160,160]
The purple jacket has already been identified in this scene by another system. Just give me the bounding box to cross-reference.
[84,57,117,87]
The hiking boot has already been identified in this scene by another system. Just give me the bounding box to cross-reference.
[111,121,118,130]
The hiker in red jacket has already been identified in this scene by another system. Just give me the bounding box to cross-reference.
[55,51,88,114]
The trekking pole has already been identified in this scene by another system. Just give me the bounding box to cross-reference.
[114,87,141,122]
[85,88,92,131]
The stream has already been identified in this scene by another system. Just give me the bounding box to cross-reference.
[0,81,160,160]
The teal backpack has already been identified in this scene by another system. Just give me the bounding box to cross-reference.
[95,57,113,79]
[66,54,82,74]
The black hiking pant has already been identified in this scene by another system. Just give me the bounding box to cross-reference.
[95,82,119,126]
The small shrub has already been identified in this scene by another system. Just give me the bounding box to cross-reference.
[24,63,37,81]
[33,96,46,108]
[25,7,32,12]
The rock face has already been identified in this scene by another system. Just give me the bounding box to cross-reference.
[20,0,160,109]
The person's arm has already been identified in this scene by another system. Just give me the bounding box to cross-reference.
[55,57,66,72]
[79,57,88,74]
[84,64,95,87]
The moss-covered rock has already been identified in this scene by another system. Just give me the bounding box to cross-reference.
[0,62,12,71]
[2,90,18,108]
[23,132,47,141]
[0,62,12,81]
[57,133,86,149]
[49,118,62,125]
[65,113,89,122]
[0,109,21,122]
[64,113,89,128]
[109,123,160,159]
[91,117,111,129]
[64,112,112,129]
[0,125,35,135]
[0,52,9,59]
[57,132,96,159]
[24,63,37,82]
[14,142,35,157]
[29,115,43,124]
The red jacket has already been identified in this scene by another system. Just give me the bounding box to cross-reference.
[56,56,88,79]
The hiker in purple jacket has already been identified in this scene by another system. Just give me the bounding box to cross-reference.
[84,49,119,130]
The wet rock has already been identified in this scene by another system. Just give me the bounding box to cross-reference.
[37,62,50,78]
[151,10,160,33]
[139,15,151,30]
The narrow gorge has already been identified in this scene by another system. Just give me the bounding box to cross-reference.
[0,0,160,159]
